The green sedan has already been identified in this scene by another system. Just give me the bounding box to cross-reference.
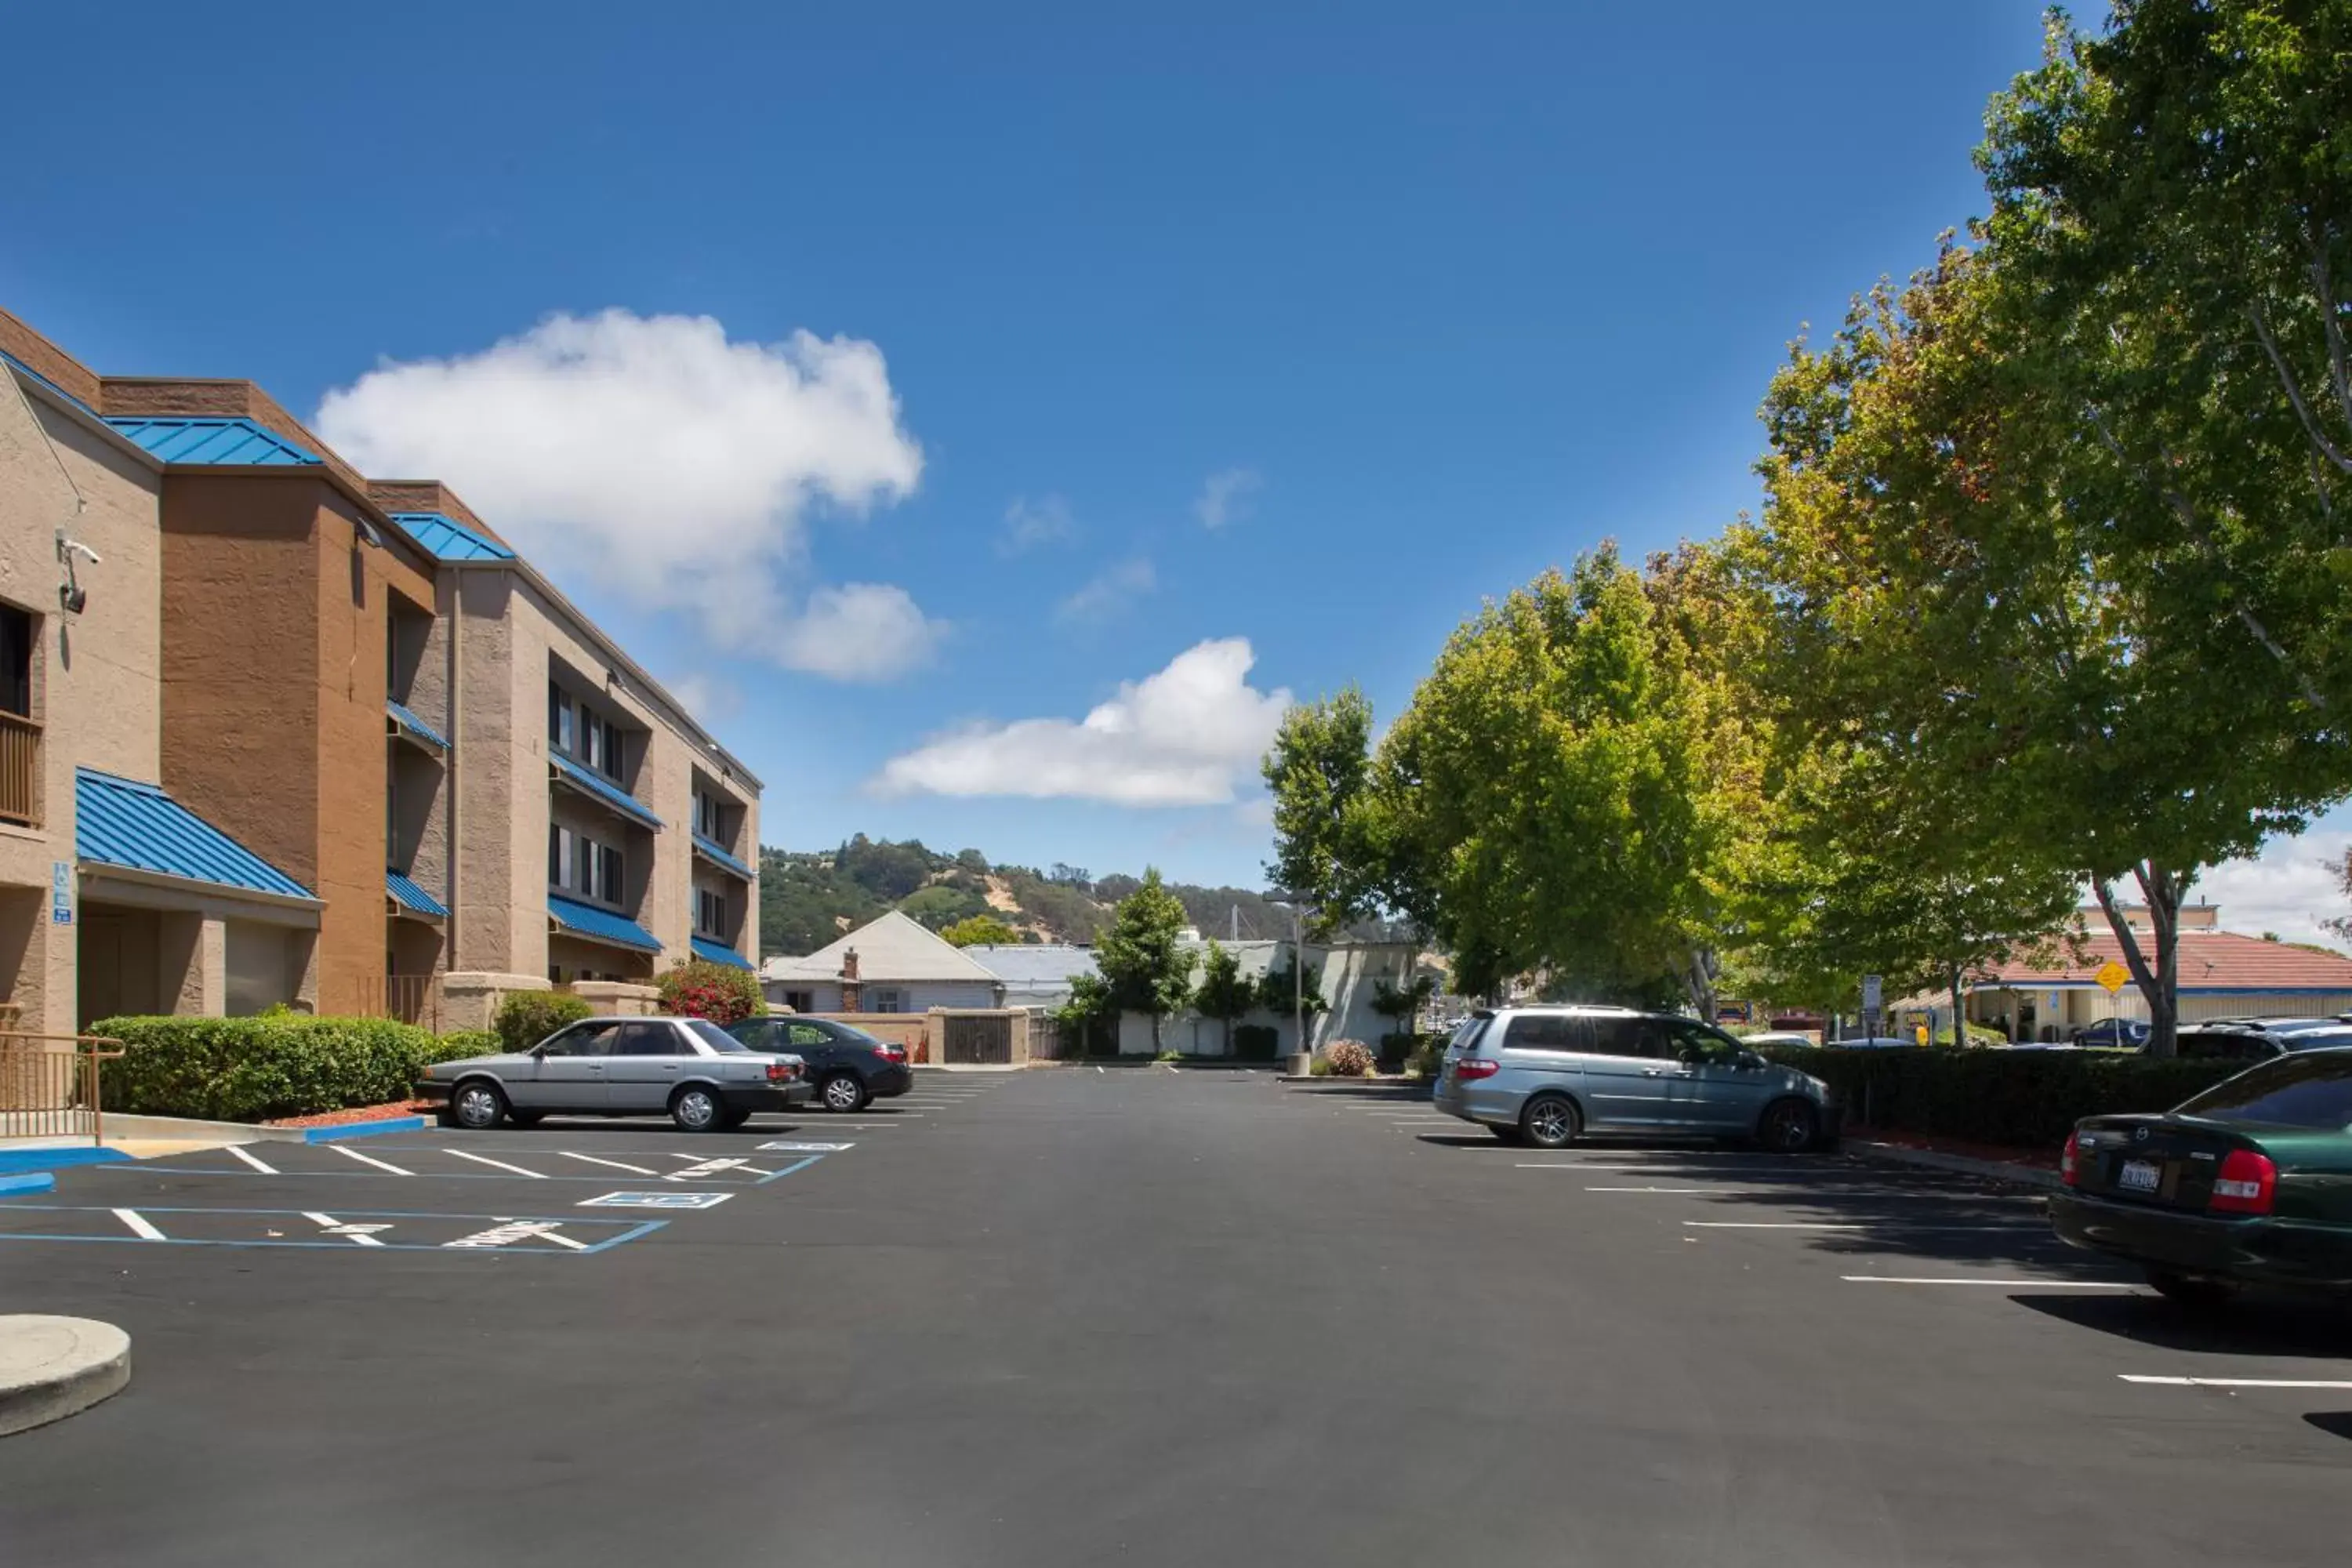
[2050,1048,2352,1307]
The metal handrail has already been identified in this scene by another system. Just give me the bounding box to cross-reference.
[0,1033,126,1145]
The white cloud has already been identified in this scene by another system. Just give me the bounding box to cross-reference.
[1195,466,1261,530]
[2192,829,2352,949]
[1057,557,1156,625]
[1000,494,1076,554]
[315,309,936,678]
[660,670,737,724]
[874,637,1293,806]
[771,583,946,682]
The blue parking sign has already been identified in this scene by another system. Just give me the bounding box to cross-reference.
[50,862,71,925]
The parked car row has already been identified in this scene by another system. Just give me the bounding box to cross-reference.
[415,1014,915,1131]
[1433,1006,1842,1152]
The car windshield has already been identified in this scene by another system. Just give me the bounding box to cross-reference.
[2174,1052,2352,1129]
[683,1018,750,1053]
[2285,1028,2352,1051]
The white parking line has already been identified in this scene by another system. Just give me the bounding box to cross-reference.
[556,1152,659,1176]
[1096,1065,1105,1074]
[2122,1375,2352,1389]
[444,1149,549,1178]
[1842,1276,2139,1289]
[330,1145,413,1176]
[303,1210,387,1247]
[112,1208,165,1240]
[226,1145,278,1174]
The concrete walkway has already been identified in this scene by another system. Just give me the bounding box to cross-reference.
[0,1316,130,1437]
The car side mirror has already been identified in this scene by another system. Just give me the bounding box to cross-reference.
[1737,1050,1767,1071]
[529,1044,548,1060]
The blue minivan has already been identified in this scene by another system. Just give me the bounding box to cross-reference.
[1432,1006,1840,1151]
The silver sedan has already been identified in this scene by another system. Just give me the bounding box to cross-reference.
[417,1015,812,1132]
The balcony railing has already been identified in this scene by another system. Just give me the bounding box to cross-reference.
[0,711,38,827]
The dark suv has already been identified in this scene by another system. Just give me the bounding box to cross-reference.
[724,1016,914,1112]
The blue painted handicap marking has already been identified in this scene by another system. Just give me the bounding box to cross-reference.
[757,1141,855,1152]
[578,1190,733,1210]
[0,1203,662,1254]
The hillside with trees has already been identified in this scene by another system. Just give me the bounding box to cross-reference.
[756,836,1313,958]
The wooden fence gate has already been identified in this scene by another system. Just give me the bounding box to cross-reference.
[941,1012,1014,1065]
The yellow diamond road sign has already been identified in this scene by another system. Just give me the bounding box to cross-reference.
[2095,960,2130,995]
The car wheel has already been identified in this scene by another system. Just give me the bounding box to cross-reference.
[451,1080,507,1131]
[2147,1269,2240,1311]
[506,1111,545,1129]
[670,1085,724,1132]
[1520,1094,1581,1150]
[1755,1098,1820,1153]
[820,1072,870,1113]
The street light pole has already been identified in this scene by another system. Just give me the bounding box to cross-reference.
[1271,895,1316,1076]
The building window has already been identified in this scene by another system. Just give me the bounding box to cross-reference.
[550,684,625,782]
[693,789,724,841]
[869,988,906,1014]
[781,989,813,1014]
[583,710,621,780]
[548,684,575,754]
[0,603,32,719]
[549,825,625,905]
[695,887,727,938]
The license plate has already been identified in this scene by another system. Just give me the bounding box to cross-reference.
[2118,1159,2161,1193]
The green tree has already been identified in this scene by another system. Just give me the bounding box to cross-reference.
[1093,868,1194,1052]
[1262,687,1381,928]
[1192,938,1257,1055]
[938,913,1021,948]
[897,883,992,931]
[1746,238,2344,1056]
[1370,546,1745,1009]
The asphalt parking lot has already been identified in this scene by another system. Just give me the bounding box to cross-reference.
[2,1068,2347,1566]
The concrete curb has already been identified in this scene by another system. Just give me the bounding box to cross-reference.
[0,1316,131,1438]
[1851,1140,2060,1191]
[0,1173,56,1196]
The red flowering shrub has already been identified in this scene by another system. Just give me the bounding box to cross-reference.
[656,960,766,1025]
[1325,1038,1376,1077]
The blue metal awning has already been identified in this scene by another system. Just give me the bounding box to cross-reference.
[548,893,661,953]
[691,832,753,880]
[105,417,320,466]
[76,768,316,901]
[690,936,753,971]
[550,752,662,829]
[387,699,452,752]
[387,868,449,920]
[388,511,515,562]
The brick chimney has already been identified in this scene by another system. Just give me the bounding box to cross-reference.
[840,948,862,1012]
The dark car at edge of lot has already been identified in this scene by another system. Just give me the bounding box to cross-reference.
[724,1014,914,1112]
[2049,1047,2352,1306]
[2069,1018,2150,1049]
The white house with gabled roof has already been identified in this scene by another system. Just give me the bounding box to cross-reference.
[760,909,1005,1014]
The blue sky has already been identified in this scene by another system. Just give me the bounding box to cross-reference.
[13,2,2342,936]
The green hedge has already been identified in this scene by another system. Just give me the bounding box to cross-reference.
[1759,1046,2245,1149]
[93,1015,441,1122]
[429,1030,499,1062]
[492,990,594,1053]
